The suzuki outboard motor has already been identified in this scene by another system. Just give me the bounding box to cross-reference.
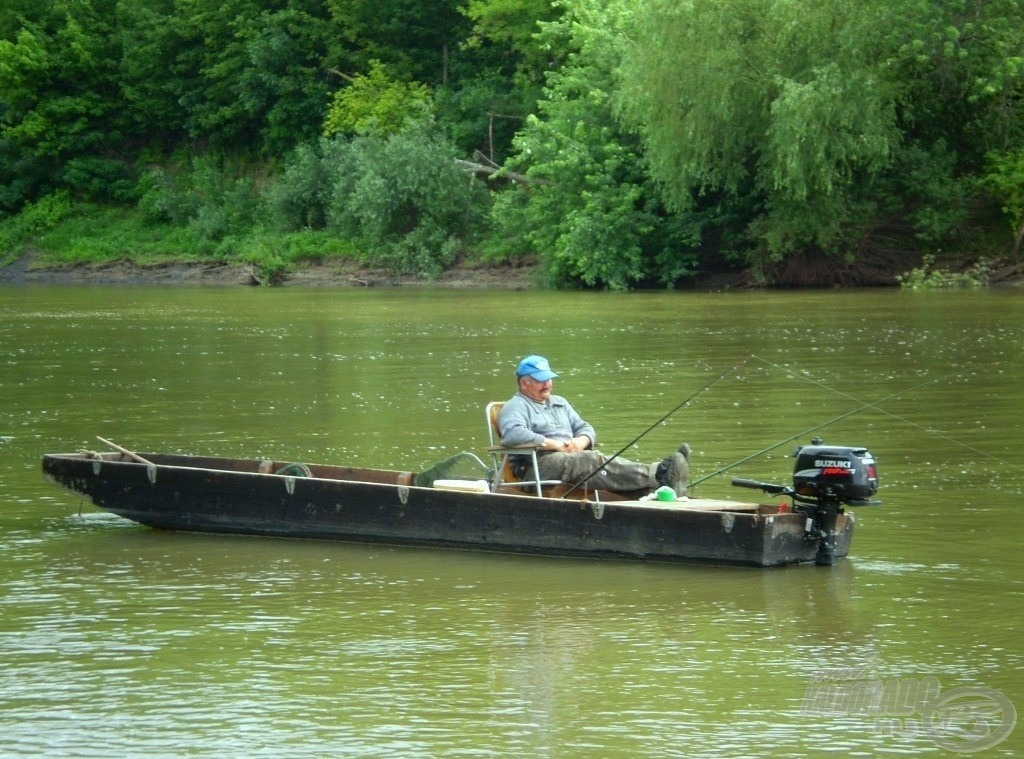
[792,442,878,505]
[733,438,880,565]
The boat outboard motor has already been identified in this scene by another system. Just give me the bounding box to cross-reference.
[791,440,878,506]
[732,438,880,565]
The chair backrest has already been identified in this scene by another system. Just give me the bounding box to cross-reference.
[485,401,521,486]
[485,401,504,448]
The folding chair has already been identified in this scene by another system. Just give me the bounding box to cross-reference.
[485,401,562,496]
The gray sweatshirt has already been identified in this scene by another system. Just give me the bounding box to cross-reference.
[498,392,598,448]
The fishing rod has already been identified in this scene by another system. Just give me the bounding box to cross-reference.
[561,355,751,499]
[748,356,1023,474]
[689,370,962,489]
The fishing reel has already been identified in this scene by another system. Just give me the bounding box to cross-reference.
[732,438,880,565]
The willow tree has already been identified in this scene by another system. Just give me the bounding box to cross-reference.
[488,0,701,289]
[617,0,907,275]
[617,0,1024,282]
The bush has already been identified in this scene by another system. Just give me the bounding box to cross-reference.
[136,159,263,252]
[137,168,200,226]
[0,191,74,262]
[62,157,137,203]
[896,254,993,289]
[321,118,488,277]
[265,141,333,231]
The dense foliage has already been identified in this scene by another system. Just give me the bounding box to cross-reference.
[618,0,1024,283]
[1,0,1022,287]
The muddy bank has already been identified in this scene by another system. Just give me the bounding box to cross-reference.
[0,252,539,289]
[5,250,1019,289]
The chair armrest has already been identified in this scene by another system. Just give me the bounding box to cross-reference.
[487,443,542,453]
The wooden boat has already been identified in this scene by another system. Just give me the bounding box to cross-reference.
[40,440,870,567]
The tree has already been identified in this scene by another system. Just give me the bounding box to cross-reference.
[231,4,336,153]
[462,0,562,83]
[321,0,532,158]
[116,0,190,147]
[452,0,564,161]
[0,0,128,205]
[618,0,901,267]
[490,0,699,289]
[323,60,433,137]
[158,0,334,154]
[618,0,1024,277]
[324,0,469,86]
[983,148,1024,256]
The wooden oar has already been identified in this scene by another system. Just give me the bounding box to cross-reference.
[96,436,155,467]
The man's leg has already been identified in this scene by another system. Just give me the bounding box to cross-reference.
[537,451,655,492]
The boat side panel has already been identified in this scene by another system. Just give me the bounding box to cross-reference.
[41,455,852,567]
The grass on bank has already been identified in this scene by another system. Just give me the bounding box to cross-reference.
[2,201,362,283]
[3,197,1016,289]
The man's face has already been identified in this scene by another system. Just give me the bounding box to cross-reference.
[520,375,553,403]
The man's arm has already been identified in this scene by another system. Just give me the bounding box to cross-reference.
[498,396,546,447]
[564,401,597,449]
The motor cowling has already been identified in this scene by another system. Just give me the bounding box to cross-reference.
[792,441,878,506]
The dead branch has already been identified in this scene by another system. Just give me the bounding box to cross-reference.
[453,159,550,186]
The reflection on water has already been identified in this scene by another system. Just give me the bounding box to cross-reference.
[1,286,1022,757]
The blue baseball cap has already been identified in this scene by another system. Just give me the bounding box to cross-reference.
[516,355,558,381]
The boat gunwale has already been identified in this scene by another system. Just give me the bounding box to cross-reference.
[42,450,770,515]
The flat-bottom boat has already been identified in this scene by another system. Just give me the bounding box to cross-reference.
[41,440,878,567]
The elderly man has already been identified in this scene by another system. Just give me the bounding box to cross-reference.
[498,355,690,496]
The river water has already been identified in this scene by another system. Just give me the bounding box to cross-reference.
[1,285,1021,757]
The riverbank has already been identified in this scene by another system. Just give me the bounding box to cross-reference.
[0,251,540,289]
[4,249,1021,289]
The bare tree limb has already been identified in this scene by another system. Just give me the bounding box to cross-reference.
[453,159,550,186]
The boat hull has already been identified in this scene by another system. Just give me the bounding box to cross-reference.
[41,452,854,567]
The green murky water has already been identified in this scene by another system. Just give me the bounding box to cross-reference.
[2,285,1021,757]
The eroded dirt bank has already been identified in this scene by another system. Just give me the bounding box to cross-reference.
[0,253,538,289]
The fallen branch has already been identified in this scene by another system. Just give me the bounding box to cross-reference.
[453,159,550,186]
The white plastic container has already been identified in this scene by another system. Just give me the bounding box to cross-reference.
[432,479,490,493]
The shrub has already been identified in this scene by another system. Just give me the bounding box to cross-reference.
[62,157,137,203]
[137,159,263,251]
[265,141,333,231]
[137,168,200,226]
[0,191,74,261]
[896,254,993,289]
[322,117,488,277]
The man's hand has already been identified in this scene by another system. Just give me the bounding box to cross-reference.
[563,435,590,453]
[542,436,587,453]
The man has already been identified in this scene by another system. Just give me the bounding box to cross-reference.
[498,355,691,496]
